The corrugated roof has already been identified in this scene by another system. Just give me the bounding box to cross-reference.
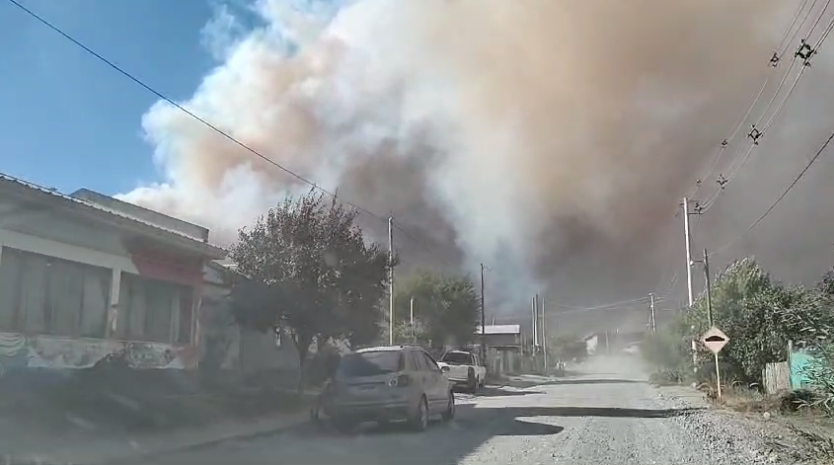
[476,324,521,335]
[0,172,226,257]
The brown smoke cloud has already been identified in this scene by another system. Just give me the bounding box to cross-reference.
[119,0,834,327]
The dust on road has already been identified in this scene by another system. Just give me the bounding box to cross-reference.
[147,356,796,465]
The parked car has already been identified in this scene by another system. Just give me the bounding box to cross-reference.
[316,345,455,432]
[436,350,485,393]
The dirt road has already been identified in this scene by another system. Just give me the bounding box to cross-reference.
[146,356,801,465]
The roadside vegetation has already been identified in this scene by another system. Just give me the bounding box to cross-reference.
[641,257,834,461]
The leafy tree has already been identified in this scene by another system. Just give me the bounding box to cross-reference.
[226,191,392,388]
[818,269,834,297]
[392,270,480,350]
[645,257,834,386]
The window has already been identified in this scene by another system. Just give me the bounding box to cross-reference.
[336,351,404,378]
[440,351,472,365]
[420,352,440,372]
[117,272,194,344]
[0,247,111,338]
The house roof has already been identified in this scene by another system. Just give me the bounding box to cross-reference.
[0,173,227,259]
[476,324,521,335]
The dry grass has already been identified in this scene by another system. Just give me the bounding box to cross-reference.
[702,382,834,464]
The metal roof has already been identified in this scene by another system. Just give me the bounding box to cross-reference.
[476,324,521,335]
[354,345,415,353]
[0,172,226,258]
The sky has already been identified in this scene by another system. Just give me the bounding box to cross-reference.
[3,0,834,326]
[0,0,252,194]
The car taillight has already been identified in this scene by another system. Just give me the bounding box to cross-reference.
[389,374,411,387]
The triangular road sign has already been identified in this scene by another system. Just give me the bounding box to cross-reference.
[700,326,729,354]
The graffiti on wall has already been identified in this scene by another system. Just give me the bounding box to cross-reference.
[0,332,198,376]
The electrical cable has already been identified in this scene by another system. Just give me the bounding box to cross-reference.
[4,0,464,268]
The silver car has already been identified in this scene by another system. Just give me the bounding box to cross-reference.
[320,345,455,432]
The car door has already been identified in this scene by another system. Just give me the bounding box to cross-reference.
[406,349,428,393]
[471,353,482,379]
[419,351,446,410]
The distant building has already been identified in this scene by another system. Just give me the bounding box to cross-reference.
[476,324,522,375]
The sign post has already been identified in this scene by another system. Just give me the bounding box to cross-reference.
[700,326,729,398]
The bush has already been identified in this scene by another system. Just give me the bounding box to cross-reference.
[799,342,834,415]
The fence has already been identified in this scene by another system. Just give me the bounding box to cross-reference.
[789,345,822,389]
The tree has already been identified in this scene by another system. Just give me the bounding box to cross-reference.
[393,270,480,350]
[226,190,392,388]
[644,257,834,386]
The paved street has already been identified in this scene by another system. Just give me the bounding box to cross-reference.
[146,356,778,465]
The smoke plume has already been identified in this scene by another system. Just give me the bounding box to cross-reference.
[119,0,834,326]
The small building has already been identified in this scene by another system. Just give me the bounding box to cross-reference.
[0,174,225,374]
[476,324,522,375]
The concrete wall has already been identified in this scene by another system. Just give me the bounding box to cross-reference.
[199,264,298,373]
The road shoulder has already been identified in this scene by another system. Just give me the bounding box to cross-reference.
[656,384,825,464]
[2,410,310,465]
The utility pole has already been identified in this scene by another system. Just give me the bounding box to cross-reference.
[480,263,486,361]
[699,247,720,397]
[683,198,703,373]
[388,216,395,346]
[542,297,548,371]
[649,292,657,333]
[605,330,610,355]
[703,248,714,327]
[682,197,695,307]
[531,295,539,352]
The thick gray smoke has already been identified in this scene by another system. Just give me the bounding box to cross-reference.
[118,0,834,328]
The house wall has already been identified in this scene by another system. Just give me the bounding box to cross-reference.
[199,265,298,374]
[0,213,204,373]
[238,328,299,373]
[484,333,521,347]
[198,281,240,370]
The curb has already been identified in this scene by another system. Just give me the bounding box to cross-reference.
[100,412,310,465]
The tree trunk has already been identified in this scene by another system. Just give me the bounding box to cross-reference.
[291,330,312,395]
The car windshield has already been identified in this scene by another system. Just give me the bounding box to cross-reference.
[441,352,472,365]
[336,351,404,378]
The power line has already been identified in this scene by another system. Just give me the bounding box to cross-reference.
[691,0,830,205]
[688,0,819,200]
[710,128,834,257]
[4,0,463,268]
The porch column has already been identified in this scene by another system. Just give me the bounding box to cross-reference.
[106,268,121,339]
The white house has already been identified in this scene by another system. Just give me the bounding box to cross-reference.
[0,174,226,373]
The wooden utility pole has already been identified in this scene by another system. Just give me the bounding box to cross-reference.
[541,297,548,371]
[704,248,720,397]
[388,217,394,345]
[480,263,486,361]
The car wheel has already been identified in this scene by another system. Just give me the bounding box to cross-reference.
[441,392,455,422]
[467,368,478,394]
[410,396,429,432]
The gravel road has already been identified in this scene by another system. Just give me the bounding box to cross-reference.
[147,356,804,465]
